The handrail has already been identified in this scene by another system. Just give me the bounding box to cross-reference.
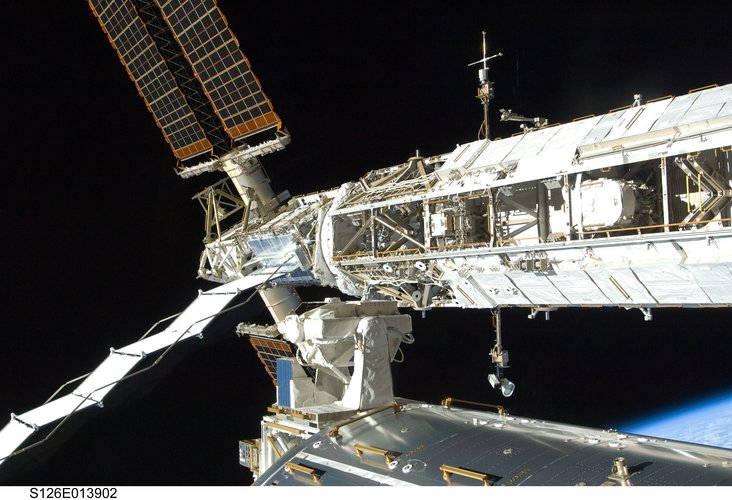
[441,397,506,417]
[328,403,400,438]
[353,443,397,465]
[609,104,631,113]
[285,462,321,483]
[266,405,316,420]
[688,83,718,94]
[647,94,673,103]
[266,435,283,458]
[266,422,303,435]
[440,464,493,486]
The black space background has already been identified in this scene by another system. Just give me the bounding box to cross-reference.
[1,0,731,486]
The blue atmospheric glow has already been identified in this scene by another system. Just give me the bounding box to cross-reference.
[622,391,732,450]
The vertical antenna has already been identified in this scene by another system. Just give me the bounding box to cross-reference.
[481,31,488,139]
[482,30,488,71]
[468,32,502,140]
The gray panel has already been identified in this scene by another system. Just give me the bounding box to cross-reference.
[502,126,561,162]
[681,85,731,124]
[686,264,732,303]
[449,140,490,170]
[602,100,669,142]
[584,268,656,304]
[720,97,732,118]
[513,120,601,182]
[536,118,599,156]
[650,93,700,131]
[440,143,471,170]
[506,273,569,305]
[632,265,711,304]
[548,270,610,304]
[471,274,532,305]
[472,134,524,169]
[451,281,496,308]
[578,110,625,146]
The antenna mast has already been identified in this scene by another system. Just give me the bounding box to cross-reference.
[468,31,502,140]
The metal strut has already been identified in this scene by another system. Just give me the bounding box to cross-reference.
[488,308,515,397]
[10,414,38,432]
[110,348,147,358]
[72,393,104,408]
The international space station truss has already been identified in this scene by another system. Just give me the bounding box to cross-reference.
[88,0,732,317]
[200,84,732,313]
[2,0,732,486]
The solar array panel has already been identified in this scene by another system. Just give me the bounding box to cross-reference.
[89,0,213,160]
[158,0,281,140]
[249,337,295,386]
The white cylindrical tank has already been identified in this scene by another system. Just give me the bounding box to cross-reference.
[259,285,302,324]
[580,178,637,229]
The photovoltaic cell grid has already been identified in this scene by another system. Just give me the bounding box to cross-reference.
[158,0,281,140]
[249,337,295,386]
[89,0,212,160]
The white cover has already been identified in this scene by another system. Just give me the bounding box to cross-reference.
[341,317,394,409]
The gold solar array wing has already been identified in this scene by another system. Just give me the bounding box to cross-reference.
[88,0,213,160]
[157,0,281,140]
[248,337,295,385]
